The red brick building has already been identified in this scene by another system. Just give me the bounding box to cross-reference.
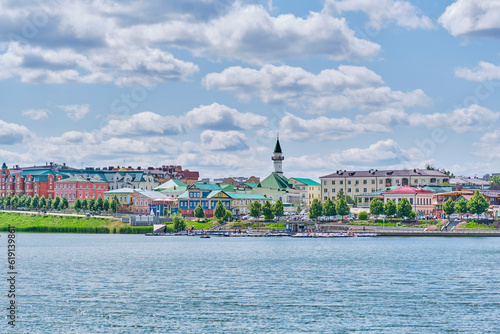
[0,163,65,199]
[55,175,108,204]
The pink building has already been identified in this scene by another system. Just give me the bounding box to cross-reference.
[55,175,108,204]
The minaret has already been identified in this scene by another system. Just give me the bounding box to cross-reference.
[272,135,284,174]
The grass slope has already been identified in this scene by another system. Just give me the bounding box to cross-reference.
[0,212,152,234]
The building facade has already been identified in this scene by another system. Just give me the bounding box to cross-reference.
[382,186,434,216]
[54,175,108,203]
[320,169,449,202]
[289,178,321,205]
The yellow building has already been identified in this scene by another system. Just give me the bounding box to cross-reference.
[289,178,321,205]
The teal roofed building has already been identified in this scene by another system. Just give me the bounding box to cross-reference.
[154,179,187,198]
[289,178,321,205]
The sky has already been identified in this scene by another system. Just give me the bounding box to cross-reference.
[0,0,499,180]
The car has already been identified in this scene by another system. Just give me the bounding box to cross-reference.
[378,215,387,219]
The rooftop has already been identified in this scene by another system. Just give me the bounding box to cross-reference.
[321,169,448,179]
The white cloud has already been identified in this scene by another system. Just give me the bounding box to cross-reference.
[325,0,435,30]
[100,112,184,137]
[439,0,500,38]
[200,130,249,151]
[267,105,498,142]
[113,4,381,63]
[22,109,51,121]
[455,61,500,82]
[0,120,32,145]
[408,104,500,133]
[0,43,199,86]
[57,104,90,121]
[186,103,268,130]
[287,139,408,171]
[203,64,429,112]
[474,130,500,159]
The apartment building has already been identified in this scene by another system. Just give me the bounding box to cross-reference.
[320,169,449,201]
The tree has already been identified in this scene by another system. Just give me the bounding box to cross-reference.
[32,195,40,209]
[336,189,346,201]
[346,195,356,207]
[224,210,233,222]
[39,196,47,209]
[214,200,226,221]
[272,199,284,217]
[25,196,32,209]
[491,175,500,186]
[60,197,69,210]
[322,198,336,216]
[440,182,451,187]
[88,198,96,212]
[74,199,82,211]
[336,197,350,216]
[425,163,435,170]
[194,203,205,219]
[81,199,88,211]
[172,213,186,232]
[52,196,60,210]
[262,200,275,221]
[443,198,455,216]
[456,199,468,214]
[396,198,413,219]
[110,198,118,213]
[47,197,52,211]
[410,211,417,219]
[249,201,261,218]
[5,195,11,209]
[103,199,110,211]
[358,211,369,220]
[384,199,396,216]
[18,195,26,207]
[95,196,104,212]
[308,198,323,219]
[467,189,490,215]
[369,198,384,216]
[11,195,19,209]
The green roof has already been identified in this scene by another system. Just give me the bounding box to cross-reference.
[243,182,258,188]
[274,137,282,153]
[1,163,7,169]
[290,178,320,187]
[227,193,267,200]
[259,172,292,190]
[189,183,222,191]
[56,174,107,183]
[220,184,235,192]
[355,185,398,197]
[155,179,187,191]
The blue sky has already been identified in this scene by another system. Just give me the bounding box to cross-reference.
[0,0,499,180]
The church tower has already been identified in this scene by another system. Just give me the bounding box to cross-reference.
[272,135,284,174]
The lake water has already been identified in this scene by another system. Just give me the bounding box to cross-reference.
[3,234,500,333]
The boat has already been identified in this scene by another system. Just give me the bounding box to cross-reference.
[200,234,210,238]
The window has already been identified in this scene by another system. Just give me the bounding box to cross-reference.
[372,180,375,184]
[323,181,327,185]
[363,180,367,184]
[332,188,335,192]
[347,188,351,193]
[364,188,367,192]
[355,188,359,193]
[372,188,375,192]
[332,181,335,185]
[396,180,399,184]
[410,198,413,205]
[348,180,351,185]
[340,180,343,185]
[324,189,327,193]
[379,180,383,184]
[414,179,418,184]
[324,196,327,201]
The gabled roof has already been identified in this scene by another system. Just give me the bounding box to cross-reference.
[55,174,107,183]
[1,163,7,169]
[259,172,292,190]
[321,169,448,179]
[220,184,235,192]
[188,183,222,191]
[290,178,320,187]
[134,189,170,199]
[243,182,258,188]
[156,179,186,189]
[104,188,134,194]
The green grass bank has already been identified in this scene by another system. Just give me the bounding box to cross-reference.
[0,212,152,234]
